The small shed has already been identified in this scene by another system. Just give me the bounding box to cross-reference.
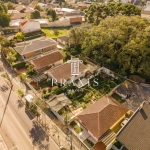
[47,93,72,124]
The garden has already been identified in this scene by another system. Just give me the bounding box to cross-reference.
[70,121,83,134]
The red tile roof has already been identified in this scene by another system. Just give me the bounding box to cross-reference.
[78,96,129,139]
[49,62,87,82]
[92,141,106,150]
[32,51,63,69]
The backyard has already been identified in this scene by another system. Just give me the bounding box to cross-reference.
[42,27,70,38]
[30,74,124,109]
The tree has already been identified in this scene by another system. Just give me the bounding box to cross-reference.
[6,47,17,64]
[0,11,10,27]
[86,2,141,25]
[7,2,14,10]
[51,10,57,21]
[17,89,24,98]
[34,5,42,11]
[81,16,150,79]
[19,73,27,83]
[0,1,8,13]
[69,24,90,47]
[31,10,40,19]
[15,32,24,42]
[46,8,53,16]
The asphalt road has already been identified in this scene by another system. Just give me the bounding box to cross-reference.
[0,76,59,150]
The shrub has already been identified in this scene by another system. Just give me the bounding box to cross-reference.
[12,62,26,70]
[19,73,27,82]
[29,103,40,116]
[55,87,66,95]
[51,86,58,91]
[17,89,24,97]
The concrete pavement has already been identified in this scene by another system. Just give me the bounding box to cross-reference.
[0,75,60,150]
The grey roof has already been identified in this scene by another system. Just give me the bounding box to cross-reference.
[115,80,150,111]
[14,37,57,55]
[57,36,69,43]
[47,93,72,112]
[117,102,150,150]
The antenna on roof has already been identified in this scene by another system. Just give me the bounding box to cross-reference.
[139,101,145,110]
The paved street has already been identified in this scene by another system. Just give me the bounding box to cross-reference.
[0,75,59,150]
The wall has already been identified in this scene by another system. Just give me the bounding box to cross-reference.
[70,17,82,23]
[41,19,70,27]
[57,39,66,45]
[21,22,41,34]
[54,59,63,66]
[51,108,65,125]
[24,51,35,58]
[43,46,51,52]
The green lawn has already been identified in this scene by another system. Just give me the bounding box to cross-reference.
[42,27,71,38]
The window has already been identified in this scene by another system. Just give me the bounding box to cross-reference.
[35,50,41,55]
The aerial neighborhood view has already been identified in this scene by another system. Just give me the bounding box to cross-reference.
[0,0,150,149]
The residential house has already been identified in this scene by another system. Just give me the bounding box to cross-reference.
[47,62,88,85]
[21,0,32,5]
[116,102,150,150]
[10,19,49,27]
[115,80,150,111]
[19,19,41,34]
[15,5,26,13]
[54,8,85,17]
[8,10,20,14]
[57,36,69,45]
[75,96,130,150]
[14,36,57,61]
[47,93,72,124]
[31,51,63,72]
[24,7,35,18]
[11,13,25,20]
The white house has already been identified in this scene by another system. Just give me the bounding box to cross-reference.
[19,19,41,34]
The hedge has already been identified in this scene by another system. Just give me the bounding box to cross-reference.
[24,34,43,41]
[12,62,26,70]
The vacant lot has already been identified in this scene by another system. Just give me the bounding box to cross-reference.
[42,27,71,38]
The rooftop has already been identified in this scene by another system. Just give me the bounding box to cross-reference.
[78,96,128,139]
[47,93,72,112]
[19,19,39,29]
[32,51,63,69]
[115,80,150,111]
[11,13,25,20]
[117,102,150,150]
[14,37,57,55]
[49,62,87,82]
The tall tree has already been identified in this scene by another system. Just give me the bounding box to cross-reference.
[31,10,40,19]
[7,2,14,10]
[0,11,10,27]
[34,5,42,12]
[81,16,150,79]
[86,2,141,25]
[51,10,57,21]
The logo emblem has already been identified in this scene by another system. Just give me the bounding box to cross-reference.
[67,58,83,75]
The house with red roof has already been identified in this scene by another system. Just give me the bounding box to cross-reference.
[19,19,41,34]
[70,95,131,150]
